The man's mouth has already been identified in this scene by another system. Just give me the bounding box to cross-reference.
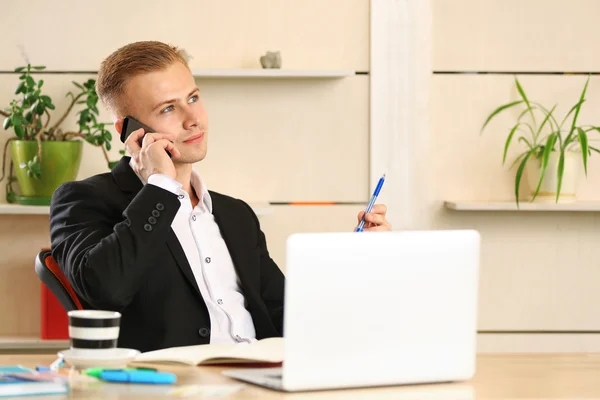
[183,132,204,144]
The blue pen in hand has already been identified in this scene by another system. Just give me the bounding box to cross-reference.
[355,173,386,232]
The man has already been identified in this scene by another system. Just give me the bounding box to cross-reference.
[49,41,391,352]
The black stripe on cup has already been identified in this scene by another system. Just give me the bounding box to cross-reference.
[69,316,120,328]
[70,338,118,349]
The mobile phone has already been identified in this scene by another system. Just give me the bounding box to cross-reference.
[120,116,172,158]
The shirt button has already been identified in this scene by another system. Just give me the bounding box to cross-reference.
[217,299,223,305]
[178,194,184,199]
[192,215,197,221]
[236,335,242,341]
[144,224,153,232]
[156,203,165,211]
[205,257,211,263]
[198,327,210,338]
[151,209,160,218]
[148,216,157,224]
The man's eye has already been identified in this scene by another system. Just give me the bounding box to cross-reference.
[189,95,198,103]
[161,105,174,113]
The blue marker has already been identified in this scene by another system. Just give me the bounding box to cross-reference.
[355,173,386,232]
[99,370,176,385]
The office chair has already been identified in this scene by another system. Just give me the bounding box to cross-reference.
[35,249,83,312]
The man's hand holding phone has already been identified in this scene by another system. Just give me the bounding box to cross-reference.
[124,126,181,182]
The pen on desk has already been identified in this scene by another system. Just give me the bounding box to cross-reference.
[355,173,386,232]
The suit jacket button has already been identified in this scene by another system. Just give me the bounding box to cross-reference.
[148,216,157,224]
[144,224,153,232]
[156,203,165,211]
[198,327,210,338]
[151,209,160,218]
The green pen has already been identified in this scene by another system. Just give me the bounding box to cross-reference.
[83,367,156,378]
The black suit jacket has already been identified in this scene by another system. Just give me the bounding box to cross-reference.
[49,157,285,352]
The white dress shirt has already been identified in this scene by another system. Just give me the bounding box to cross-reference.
[139,168,257,344]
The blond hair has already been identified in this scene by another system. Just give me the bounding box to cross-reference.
[96,41,190,116]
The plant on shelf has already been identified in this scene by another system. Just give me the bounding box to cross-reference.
[0,64,118,205]
[480,75,600,206]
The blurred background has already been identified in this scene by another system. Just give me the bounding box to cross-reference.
[0,0,598,354]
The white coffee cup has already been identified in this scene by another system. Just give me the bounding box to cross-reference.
[67,310,121,355]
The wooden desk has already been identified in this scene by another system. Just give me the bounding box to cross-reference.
[1,353,599,399]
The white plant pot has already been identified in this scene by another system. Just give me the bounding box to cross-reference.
[524,151,582,203]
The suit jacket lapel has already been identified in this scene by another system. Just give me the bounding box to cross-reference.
[166,234,202,295]
[111,157,202,297]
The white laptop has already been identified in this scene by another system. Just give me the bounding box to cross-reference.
[223,230,480,392]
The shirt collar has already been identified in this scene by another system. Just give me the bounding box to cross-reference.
[190,169,213,214]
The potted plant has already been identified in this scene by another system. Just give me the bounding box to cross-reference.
[0,64,117,205]
[480,75,600,206]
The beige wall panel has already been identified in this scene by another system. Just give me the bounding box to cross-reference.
[431,74,600,331]
[258,205,367,272]
[0,75,369,203]
[0,0,369,71]
[433,0,600,71]
[0,215,49,336]
[194,77,369,202]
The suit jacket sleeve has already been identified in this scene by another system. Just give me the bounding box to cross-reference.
[49,180,180,310]
[241,200,285,335]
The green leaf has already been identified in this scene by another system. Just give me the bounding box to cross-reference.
[569,76,590,132]
[15,81,25,95]
[108,160,119,169]
[72,81,84,90]
[26,76,34,87]
[509,151,528,170]
[103,130,112,141]
[11,113,23,127]
[3,117,12,130]
[6,190,17,204]
[503,123,522,164]
[31,66,46,70]
[532,133,558,200]
[480,100,524,133]
[14,124,24,139]
[14,66,26,73]
[79,110,89,127]
[563,76,590,142]
[555,150,565,203]
[105,141,112,151]
[577,127,589,175]
[24,111,33,123]
[518,136,533,149]
[532,102,560,132]
[40,95,51,104]
[36,102,45,115]
[535,104,557,139]
[515,149,534,207]
[515,77,536,126]
[46,103,55,110]
[37,80,44,89]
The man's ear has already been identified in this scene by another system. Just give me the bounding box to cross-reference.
[114,118,124,135]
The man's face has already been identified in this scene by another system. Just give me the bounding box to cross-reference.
[119,61,208,164]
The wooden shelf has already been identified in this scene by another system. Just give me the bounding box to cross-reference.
[191,69,355,78]
[0,336,68,351]
[0,203,272,216]
[444,201,600,212]
[0,204,50,215]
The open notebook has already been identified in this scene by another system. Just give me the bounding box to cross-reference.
[133,337,284,366]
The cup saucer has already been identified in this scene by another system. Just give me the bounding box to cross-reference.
[58,348,140,369]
